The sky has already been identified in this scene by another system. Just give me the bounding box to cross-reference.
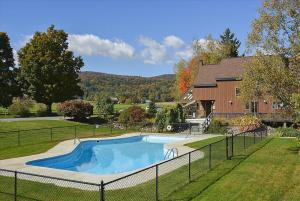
[0,0,262,77]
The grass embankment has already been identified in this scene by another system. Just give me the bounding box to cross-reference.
[0,120,138,160]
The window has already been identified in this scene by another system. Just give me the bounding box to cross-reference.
[235,88,241,97]
[245,102,250,109]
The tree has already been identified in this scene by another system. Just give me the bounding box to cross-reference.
[241,0,300,113]
[176,103,185,123]
[0,32,19,107]
[193,35,229,65]
[220,28,241,57]
[118,106,145,125]
[147,101,157,117]
[155,110,167,132]
[291,93,300,124]
[57,100,93,120]
[96,96,114,120]
[18,25,84,114]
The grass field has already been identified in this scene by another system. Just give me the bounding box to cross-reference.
[0,102,177,118]
[0,133,273,201]
[0,120,139,160]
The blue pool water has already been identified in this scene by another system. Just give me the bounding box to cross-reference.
[27,135,185,175]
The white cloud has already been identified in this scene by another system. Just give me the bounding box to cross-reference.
[175,47,193,60]
[68,34,135,59]
[164,35,184,49]
[139,36,168,64]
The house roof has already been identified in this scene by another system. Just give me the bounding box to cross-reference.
[193,57,252,86]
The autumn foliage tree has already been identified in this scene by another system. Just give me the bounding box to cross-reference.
[175,31,241,96]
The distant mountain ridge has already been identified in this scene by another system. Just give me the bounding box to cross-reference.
[79,71,176,102]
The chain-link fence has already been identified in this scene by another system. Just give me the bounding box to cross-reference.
[0,127,268,201]
[0,124,143,150]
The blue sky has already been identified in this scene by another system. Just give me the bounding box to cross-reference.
[0,0,262,76]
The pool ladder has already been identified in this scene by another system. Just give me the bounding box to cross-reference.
[164,147,178,159]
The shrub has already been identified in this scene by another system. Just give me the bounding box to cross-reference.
[118,106,145,125]
[57,100,93,120]
[155,110,167,132]
[36,103,48,117]
[8,98,31,117]
[274,127,300,138]
[207,118,229,134]
[231,115,262,132]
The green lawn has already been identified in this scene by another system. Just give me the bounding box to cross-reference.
[1,127,297,201]
[0,135,268,201]
[0,120,138,159]
[169,138,300,201]
[0,101,177,118]
[0,120,81,132]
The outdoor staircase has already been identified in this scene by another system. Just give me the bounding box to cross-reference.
[185,112,214,134]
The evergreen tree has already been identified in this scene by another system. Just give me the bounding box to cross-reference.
[0,32,19,107]
[18,25,84,114]
[220,28,241,57]
[147,101,157,117]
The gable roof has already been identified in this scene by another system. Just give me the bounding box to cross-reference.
[193,57,252,86]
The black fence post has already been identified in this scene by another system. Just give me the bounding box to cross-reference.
[254,132,256,144]
[93,125,96,136]
[188,152,191,182]
[226,136,229,160]
[189,123,191,135]
[100,180,105,201]
[14,171,17,201]
[231,133,234,159]
[74,126,77,139]
[243,132,246,150]
[209,144,212,169]
[17,130,20,146]
[260,131,263,141]
[156,164,159,201]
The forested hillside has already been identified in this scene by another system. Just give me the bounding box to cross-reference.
[79,71,176,102]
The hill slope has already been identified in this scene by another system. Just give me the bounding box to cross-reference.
[79,71,176,102]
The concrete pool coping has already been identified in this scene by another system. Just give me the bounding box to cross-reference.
[0,133,220,188]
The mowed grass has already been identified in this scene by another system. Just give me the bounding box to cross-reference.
[0,102,177,118]
[0,120,138,159]
[168,138,300,201]
[0,135,224,201]
[0,135,271,201]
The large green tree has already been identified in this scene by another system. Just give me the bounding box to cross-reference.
[241,0,300,115]
[18,25,84,114]
[96,96,114,120]
[0,32,19,107]
[220,28,241,57]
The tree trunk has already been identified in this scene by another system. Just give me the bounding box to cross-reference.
[46,103,52,115]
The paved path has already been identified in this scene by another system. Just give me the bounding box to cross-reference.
[0,116,71,122]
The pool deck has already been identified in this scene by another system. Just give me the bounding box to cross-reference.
[0,133,220,188]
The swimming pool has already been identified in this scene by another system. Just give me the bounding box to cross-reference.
[26,135,186,175]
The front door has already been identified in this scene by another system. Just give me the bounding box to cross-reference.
[201,101,213,117]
